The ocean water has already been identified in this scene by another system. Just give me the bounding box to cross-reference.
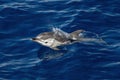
[0,0,120,80]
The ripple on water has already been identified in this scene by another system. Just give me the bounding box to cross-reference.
[0,0,120,80]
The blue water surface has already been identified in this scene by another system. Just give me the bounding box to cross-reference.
[0,0,120,80]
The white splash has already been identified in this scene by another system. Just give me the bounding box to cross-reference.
[52,27,70,38]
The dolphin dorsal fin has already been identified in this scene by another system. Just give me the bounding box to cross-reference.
[70,30,84,40]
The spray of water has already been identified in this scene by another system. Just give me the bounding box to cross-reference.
[52,27,70,38]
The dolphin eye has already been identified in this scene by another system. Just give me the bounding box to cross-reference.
[45,42,48,44]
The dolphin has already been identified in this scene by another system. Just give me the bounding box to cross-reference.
[31,28,85,50]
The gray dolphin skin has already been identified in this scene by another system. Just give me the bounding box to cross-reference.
[31,28,84,50]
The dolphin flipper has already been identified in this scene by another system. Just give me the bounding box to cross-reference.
[52,47,60,50]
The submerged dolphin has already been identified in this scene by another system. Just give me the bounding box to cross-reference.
[31,28,105,50]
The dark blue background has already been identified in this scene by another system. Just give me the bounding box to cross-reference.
[0,0,120,80]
